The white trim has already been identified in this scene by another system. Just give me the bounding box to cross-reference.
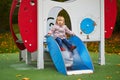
[99,0,105,65]
[67,70,93,75]
[37,0,44,69]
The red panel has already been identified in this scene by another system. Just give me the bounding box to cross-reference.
[9,0,26,50]
[105,0,117,38]
[18,0,37,52]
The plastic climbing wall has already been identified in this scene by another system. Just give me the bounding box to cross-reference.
[105,0,117,38]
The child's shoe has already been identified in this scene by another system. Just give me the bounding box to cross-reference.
[70,46,76,51]
[60,47,66,51]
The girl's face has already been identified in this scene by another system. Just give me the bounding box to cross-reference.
[56,17,64,26]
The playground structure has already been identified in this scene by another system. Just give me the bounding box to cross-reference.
[9,0,117,75]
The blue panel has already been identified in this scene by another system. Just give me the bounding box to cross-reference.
[80,18,95,34]
[46,36,66,75]
[69,36,94,70]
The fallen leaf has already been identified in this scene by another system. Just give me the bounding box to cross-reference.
[22,77,30,80]
[106,76,112,79]
[118,53,120,55]
[78,78,81,80]
[117,64,120,67]
[16,74,22,77]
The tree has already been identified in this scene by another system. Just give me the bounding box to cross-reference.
[0,0,12,33]
[114,0,120,33]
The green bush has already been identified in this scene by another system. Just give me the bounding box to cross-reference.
[0,33,19,53]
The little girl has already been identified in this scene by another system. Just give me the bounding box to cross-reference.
[47,16,76,51]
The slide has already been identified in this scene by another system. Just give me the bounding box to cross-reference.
[46,36,94,75]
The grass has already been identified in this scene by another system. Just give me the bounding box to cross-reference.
[0,53,120,80]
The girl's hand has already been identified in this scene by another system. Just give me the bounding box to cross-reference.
[47,33,51,36]
[45,33,51,38]
[71,33,75,36]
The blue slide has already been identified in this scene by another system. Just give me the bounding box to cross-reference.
[46,36,94,75]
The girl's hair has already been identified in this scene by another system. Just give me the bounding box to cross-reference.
[56,16,65,25]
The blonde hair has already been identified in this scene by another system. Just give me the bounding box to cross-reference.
[56,16,65,25]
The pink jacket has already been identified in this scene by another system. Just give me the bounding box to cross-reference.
[48,24,74,39]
